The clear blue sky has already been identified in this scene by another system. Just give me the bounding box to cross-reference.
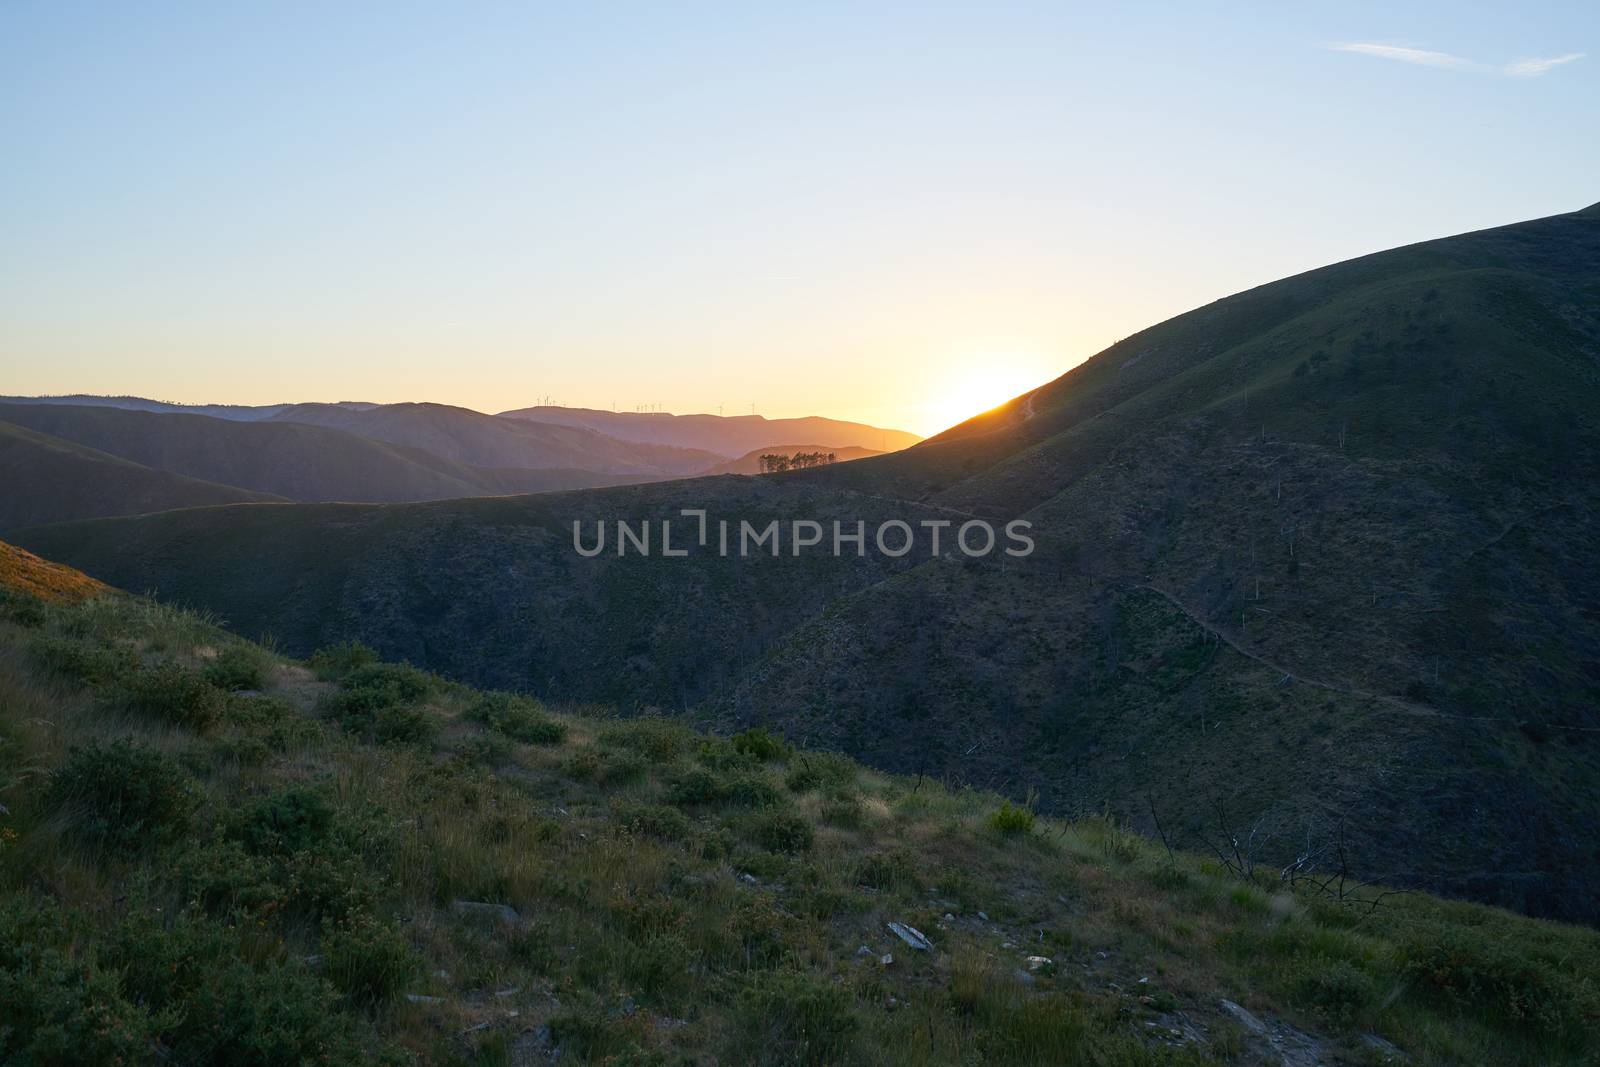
[2,1,1594,434]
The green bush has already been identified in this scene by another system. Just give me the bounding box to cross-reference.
[229,787,335,855]
[988,801,1035,836]
[614,801,692,841]
[122,661,225,730]
[1398,930,1593,1040]
[1290,958,1377,1026]
[731,727,790,762]
[106,911,234,1014]
[466,692,566,744]
[204,643,270,691]
[162,957,367,1066]
[322,913,419,1007]
[325,689,437,746]
[724,773,781,808]
[751,810,814,854]
[599,715,694,762]
[50,740,200,850]
[0,590,47,628]
[818,793,864,828]
[0,895,151,1066]
[666,766,725,806]
[27,634,134,686]
[854,850,920,893]
[340,662,435,703]
[738,970,859,1065]
[307,641,377,680]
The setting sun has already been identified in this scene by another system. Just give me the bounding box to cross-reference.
[920,363,1053,436]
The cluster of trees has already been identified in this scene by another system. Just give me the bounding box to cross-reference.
[758,451,837,474]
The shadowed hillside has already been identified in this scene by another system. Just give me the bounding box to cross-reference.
[19,203,1600,921]
[0,419,281,529]
[1,567,1595,1064]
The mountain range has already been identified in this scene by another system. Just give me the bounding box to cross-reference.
[0,398,917,528]
[13,202,1600,922]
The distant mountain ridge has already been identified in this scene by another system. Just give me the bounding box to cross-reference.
[498,405,921,457]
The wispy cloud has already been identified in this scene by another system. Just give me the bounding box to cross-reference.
[1330,42,1585,78]
[1504,53,1585,77]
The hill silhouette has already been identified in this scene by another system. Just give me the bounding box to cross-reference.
[499,405,921,457]
[18,202,1600,920]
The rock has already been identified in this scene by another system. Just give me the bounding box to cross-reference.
[739,873,758,884]
[1001,941,1016,949]
[405,993,445,1005]
[509,1024,553,1067]
[943,912,955,921]
[432,969,450,979]
[1095,950,1109,960]
[493,987,519,998]
[1023,955,1053,972]
[1219,999,1266,1035]
[1361,1033,1408,1063]
[879,952,894,966]
[450,900,520,924]
[977,911,989,921]
[1138,976,1149,985]
[1013,968,1035,986]
[887,921,934,952]
[855,945,873,957]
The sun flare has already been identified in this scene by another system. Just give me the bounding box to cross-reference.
[922,364,1048,436]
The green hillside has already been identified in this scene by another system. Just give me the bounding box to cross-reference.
[0,419,281,529]
[16,203,1600,923]
[2,567,1596,1065]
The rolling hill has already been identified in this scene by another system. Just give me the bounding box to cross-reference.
[498,405,922,457]
[18,201,1600,921]
[0,402,638,504]
[266,402,723,477]
[0,419,281,530]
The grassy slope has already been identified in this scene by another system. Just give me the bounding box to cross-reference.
[0,419,281,530]
[1,577,1596,1066]
[13,204,1600,922]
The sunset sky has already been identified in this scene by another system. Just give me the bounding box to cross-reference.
[2,2,1594,436]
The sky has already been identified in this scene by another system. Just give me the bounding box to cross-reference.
[1,2,1595,436]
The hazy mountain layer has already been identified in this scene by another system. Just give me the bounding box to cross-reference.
[499,405,922,457]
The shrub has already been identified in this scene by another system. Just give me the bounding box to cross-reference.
[989,801,1035,836]
[340,662,435,703]
[27,634,134,686]
[818,793,864,828]
[122,662,225,730]
[322,913,419,1007]
[724,773,781,808]
[666,766,725,807]
[1291,958,1377,1026]
[731,727,790,762]
[174,840,284,916]
[163,957,365,1066]
[229,787,335,855]
[599,715,694,762]
[307,641,377,680]
[50,740,200,850]
[739,970,858,1065]
[1398,930,1592,1040]
[466,692,566,745]
[106,911,234,1013]
[0,895,151,1065]
[0,590,46,628]
[854,850,920,893]
[204,644,270,691]
[751,811,814,854]
[614,802,692,841]
[325,689,437,746]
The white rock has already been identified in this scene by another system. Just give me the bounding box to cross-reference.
[887,921,934,952]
